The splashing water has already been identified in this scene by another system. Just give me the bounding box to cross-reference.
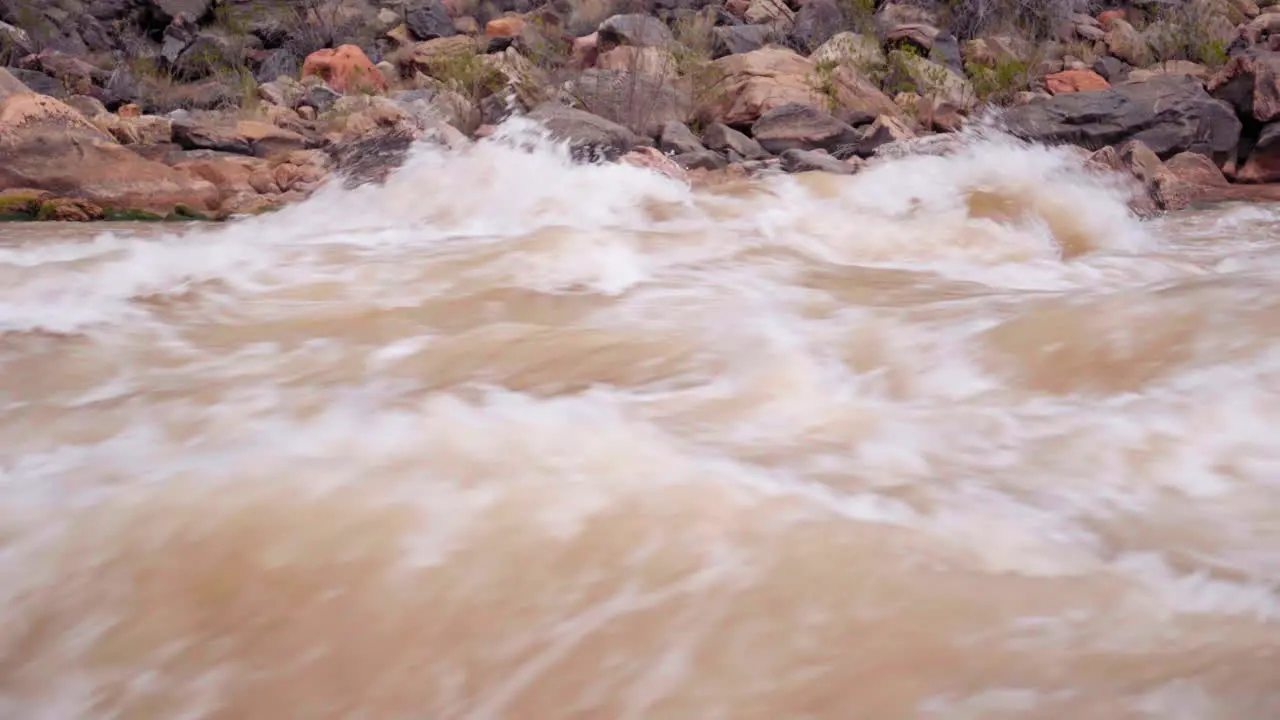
[1,123,1278,719]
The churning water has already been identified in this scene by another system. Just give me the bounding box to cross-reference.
[1,123,1278,719]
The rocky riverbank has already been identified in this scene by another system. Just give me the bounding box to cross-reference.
[3,0,1280,221]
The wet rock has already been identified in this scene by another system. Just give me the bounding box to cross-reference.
[750,103,859,154]
[406,0,458,41]
[0,93,218,216]
[527,102,641,160]
[1002,75,1241,160]
[779,148,856,174]
[672,149,728,170]
[711,25,773,58]
[873,132,966,160]
[702,122,767,159]
[620,145,688,181]
[303,45,388,95]
[702,46,900,127]
[1045,70,1111,94]
[1238,121,1280,181]
[659,120,705,154]
[597,14,673,48]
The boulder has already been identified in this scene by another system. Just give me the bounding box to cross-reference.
[620,146,688,181]
[1104,19,1154,68]
[1093,56,1131,82]
[303,45,388,95]
[144,0,213,24]
[1045,70,1111,94]
[702,46,900,127]
[779,148,857,174]
[527,102,641,160]
[172,119,312,158]
[711,25,774,58]
[1001,75,1241,160]
[0,68,30,101]
[703,122,768,159]
[962,36,1032,68]
[1238,120,1280,181]
[596,46,679,79]
[0,93,218,216]
[1127,61,1209,83]
[672,150,728,170]
[790,0,843,52]
[750,102,860,154]
[597,14,673,48]
[886,50,972,109]
[406,0,458,41]
[570,68,690,137]
[744,0,794,26]
[1207,51,1280,122]
[851,114,916,158]
[810,32,885,72]
[659,120,706,154]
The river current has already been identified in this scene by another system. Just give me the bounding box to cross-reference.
[1,124,1278,718]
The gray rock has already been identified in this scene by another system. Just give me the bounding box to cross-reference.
[0,67,30,101]
[255,49,301,84]
[307,85,341,114]
[528,102,642,161]
[571,68,690,138]
[751,102,860,154]
[0,21,34,57]
[659,121,706,154]
[779,148,856,174]
[789,0,843,53]
[6,69,65,98]
[406,0,458,41]
[66,94,109,117]
[144,0,213,24]
[1001,75,1241,160]
[673,149,729,170]
[712,24,773,58]
[1092,56,1130,82]
[598,14,674,48]
[702,122,768,159]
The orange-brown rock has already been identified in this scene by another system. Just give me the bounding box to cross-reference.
[485,15,526,37]
[595,46,678,79]
[118,104,142,118]
[1098,9,1126,28]
[38,197,105,222]
[702,46,900,126]
[92,113,174,145]
[0,93,218,216]
[302,45,388,95]
[1045,70,1111,94]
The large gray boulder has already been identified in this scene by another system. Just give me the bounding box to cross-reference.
[528,103,642,161]
[1000,75,1241,159]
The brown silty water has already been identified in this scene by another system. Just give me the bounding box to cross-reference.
[0,124,1278,719]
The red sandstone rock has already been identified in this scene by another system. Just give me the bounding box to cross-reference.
[302,45,387,95]
[1045,70,1111,94]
